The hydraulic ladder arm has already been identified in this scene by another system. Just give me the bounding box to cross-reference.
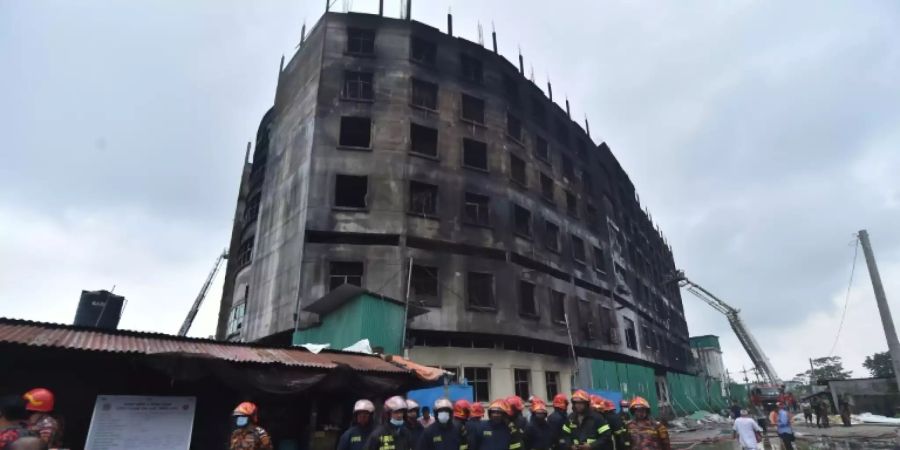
[671,270,782,385]
[178,249,228,337]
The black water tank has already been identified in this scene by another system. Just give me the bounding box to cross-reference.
[73,290,125,329]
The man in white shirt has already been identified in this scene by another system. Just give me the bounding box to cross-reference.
[733,409,763,450]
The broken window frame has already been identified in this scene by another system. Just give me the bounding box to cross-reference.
[408,181,439,217]
[506,113,523,143]
[509,153,527,187]
[410,36,437,65]
[512,204,532,239]
[338,116,372,149]
[463,192,490,227]
[328,261,364,291]
[566,190,578,217]
[518,280,538,317]
[532,97,546,125]
[593,246,606,272]
[550,290,566,324]
[503,73,521,106]
[409,123,438,158]
[624,317,638,350]
[545,220,560,252]
[534,135,551,164]
[462,138,489,171]
[461,93,486,124]
[333,174,368,209]
[410,78,438,110]
[410,264,440,306]
[545,371,560,400]
[571,235,587,264]
[463,367,491,402]
[514,368,531,399]
[237,238,254,269]
[467,272,496,309]
[460,53,483,84]
[562,154,574,179]
[341,71,374,101]
[540,173,555,203]
[346,28,375,55]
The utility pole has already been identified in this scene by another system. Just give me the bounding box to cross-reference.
[858,229,900,393]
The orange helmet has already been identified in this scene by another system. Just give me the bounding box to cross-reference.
[470,402,485,418]
[571,390,591,404]
[23,388,55,413]
[233,402,258,417]
[589,395,604,411]
[601,399,616,412]
[453,399,471,419]
[630,396,650,410]
[488,399,512,416]
[506,395,525,413]
[530,399,548,414]
[552,394,569,410]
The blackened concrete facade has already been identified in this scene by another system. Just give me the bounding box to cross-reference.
[217,12,693,391]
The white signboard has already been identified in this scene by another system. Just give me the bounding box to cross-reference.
[85,395,196,450]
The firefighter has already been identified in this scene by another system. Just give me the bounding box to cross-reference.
[365,396,412,450]
[406,400,426,446]
[524,398,553,450]
[418,398,465,450]
[338,400,376,450]
[548,395,568,450]
[562,390,611,450]
[625,397,669,450]
[229,402,273,450]
[468,400,524,450]
[467,402,485,436]
[22,388,61,448]
[599,400,628,450]
[506,396,527,432]
[0,395,33,450]
[617,401,630,423]
[453,400,471,428]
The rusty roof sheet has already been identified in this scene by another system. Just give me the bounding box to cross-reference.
[0,318,408,374]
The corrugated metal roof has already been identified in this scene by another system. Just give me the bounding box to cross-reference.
[0,318,407,374]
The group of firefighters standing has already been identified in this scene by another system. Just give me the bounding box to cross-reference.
[230,390,671,450]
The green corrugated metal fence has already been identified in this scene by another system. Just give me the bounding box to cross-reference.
[293,293,404,354]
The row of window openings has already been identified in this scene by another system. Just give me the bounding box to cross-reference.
[341,75,586,184]
[347,28,590,155]
[335,175,602,262]
[448,367,560,404]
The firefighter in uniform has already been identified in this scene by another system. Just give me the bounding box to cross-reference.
[524,398,553,450]
[468,400,524,450]
[561,390,612,450]
[418,398,465,450]
[338,400,376,450]
[467,402,485,436]
[365,396,412,450]
[229,402,273,450]
[624,398,669,450]
[406,400,426,447]
[548,395,568,450]
[506,396,527,433]
[599,400,628,450]
[22,388,62,448]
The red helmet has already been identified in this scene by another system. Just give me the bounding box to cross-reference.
[589,395,604,411]
[453,399,471,419]
[23,388,55,413]
[506,395,525,413]
[233,402,258,418]
[630,396,650,410]
[571,390,591,404]
[488,399,512,416]
[470,402,485,418]
[601,399,616,412]
[552,394,569,410]
[530,399,548,414]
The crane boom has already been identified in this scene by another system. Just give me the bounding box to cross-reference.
[672,270,781,385]
[178,250,228,337]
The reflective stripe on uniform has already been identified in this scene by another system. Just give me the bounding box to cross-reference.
[586,439,596,444]
[561,425,571,433]
[613,429,625,435]
[597,425,610,434]
[351,436,362,442]
[433,436,443,442]
[460,445,468,450]
[509,443,522,450]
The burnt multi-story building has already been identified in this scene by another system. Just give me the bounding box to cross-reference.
[217,10,692,404]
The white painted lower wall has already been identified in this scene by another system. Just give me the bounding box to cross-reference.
[408,346,573,401]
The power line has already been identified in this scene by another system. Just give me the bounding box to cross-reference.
[827,235,860,357]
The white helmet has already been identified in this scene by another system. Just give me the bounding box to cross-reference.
[434,398,453,411]
[354,399,375,414]
[384,396,407,412]
[406,399,420,410]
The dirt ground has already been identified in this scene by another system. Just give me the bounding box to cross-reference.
[670,421,900,449]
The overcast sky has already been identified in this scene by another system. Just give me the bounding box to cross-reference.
[2,0,899,381]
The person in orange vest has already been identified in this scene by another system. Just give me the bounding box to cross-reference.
[229,402,273,450]
[561,390,612,450]
[625,398,669,450]
[548,395,568,450]
[22,389,61,448]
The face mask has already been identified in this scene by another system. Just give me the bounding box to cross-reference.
[390,418,405,427]
[235,416,249,427]
[437,412,451,424]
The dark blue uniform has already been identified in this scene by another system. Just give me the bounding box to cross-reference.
[524,418,554,450]
[468,420,523,450]
[547,411,567,450]
[364,423,412,450]
[339,424,375,450]
[600,412,629,450]
[464,420,483,443]
[561,412,612,450]
[406,421,425,449]
[417,421,466,450]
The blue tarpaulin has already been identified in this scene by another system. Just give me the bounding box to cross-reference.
[587,388,624,413]
[407,384,473,410]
